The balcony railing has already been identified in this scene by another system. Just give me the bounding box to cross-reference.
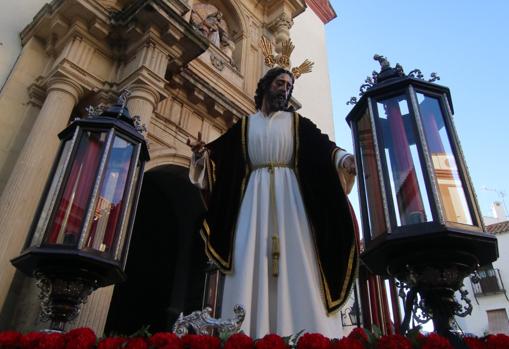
[470,268,509,303]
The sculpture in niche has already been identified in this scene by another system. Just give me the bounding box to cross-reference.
[190,3,236,64]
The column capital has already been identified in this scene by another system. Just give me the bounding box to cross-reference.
[126,84,160,110]
[46,77,84,105]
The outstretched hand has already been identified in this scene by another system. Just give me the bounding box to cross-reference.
[186,131,206,155]
[342,155,357,176]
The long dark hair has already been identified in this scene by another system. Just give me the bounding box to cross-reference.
[254,67,295,111]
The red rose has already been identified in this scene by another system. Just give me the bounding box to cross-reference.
[348,328,368,343]
[378,334,412,349]
[65,328,97,349]
[224,333,254,349]
[125,337,148,349]
[421,333,453,349]
[0,331,22,348]
[464,337,486,349]
[255,334,288,349]
[97,337,127,349]
[486,334,509,349]
[38,333,66,349]
[330,337,365,349]
[296,333,330,349]
[149,332,183,349]
[20,331,46,348]
[182,335,221,349]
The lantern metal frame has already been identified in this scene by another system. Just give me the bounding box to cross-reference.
[347,66,496,277]
[11,92,149,331]
[346,56,498,342]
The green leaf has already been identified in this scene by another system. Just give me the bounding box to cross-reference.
[371,325,382,339]
[406,327,423,348]
[129,325,151,338]
[219,331,231,343]
[365,330,378,347]
[292,330,305,343]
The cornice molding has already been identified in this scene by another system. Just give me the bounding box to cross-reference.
[304,0,337,24]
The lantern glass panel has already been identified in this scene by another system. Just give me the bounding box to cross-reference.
[377,96,433,226]
[31,139,74,247]
[416,93,473,225]
[358,109,386,238]
[84,135,135,254]
[43,131,108,246]
[116,158,142,262]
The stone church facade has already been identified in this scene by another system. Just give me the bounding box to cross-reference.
[0,0,336,335]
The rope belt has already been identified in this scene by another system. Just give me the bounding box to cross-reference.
[251,162,293,277]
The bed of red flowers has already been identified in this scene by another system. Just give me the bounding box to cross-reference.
[0,327,508,349]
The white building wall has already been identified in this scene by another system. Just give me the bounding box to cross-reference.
[0,0,47,89]
[455,228,509,336]
[291,9,336,139]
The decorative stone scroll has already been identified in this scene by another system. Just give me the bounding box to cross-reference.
[172,304,245,337]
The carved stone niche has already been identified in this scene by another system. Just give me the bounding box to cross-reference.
[189,1,244,69]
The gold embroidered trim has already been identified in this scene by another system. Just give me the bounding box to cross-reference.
[292,113,330,311]
[339,243,358,303]
[201,118,252,275]
[226,117,251,271]
[201,220,231,272]
[293,112,299,172]
[293,113,330,309]
[251,163,293,170]
[206,152,215,192]
[239,116,251,203]
[203,220,211,236]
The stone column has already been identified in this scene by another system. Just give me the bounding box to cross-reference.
[0,76,83,313]
[126,84,160,133]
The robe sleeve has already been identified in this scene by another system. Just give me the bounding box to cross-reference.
[333,149,356,195]
[198,119,247,271]
[189,150,210,190]
[297,114,359,313]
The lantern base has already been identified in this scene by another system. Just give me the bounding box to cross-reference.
[35,271,98,332]
[361,225,498,277]
[391,251,473,349]
[11,246,127,286]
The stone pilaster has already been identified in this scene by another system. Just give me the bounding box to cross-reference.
[73,286,115,335]
[0,76,83,313]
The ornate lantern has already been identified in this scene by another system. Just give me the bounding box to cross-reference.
[346,56,498,341]
[11,90,149,331]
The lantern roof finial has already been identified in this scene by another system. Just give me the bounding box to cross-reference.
[117,89,131,118]
[346,55,442,105]
[373,54,391,70]
[84,89,134,124]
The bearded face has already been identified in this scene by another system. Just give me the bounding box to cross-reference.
[266,89,288,112]
[263,72,293,113]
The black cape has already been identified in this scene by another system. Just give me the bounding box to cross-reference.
[200,112,358,314]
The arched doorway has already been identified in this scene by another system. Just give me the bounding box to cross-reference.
[105,165,207,334]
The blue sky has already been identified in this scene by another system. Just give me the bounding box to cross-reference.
[326,0,509,221]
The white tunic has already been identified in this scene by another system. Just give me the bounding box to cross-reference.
[190,111,353,338]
